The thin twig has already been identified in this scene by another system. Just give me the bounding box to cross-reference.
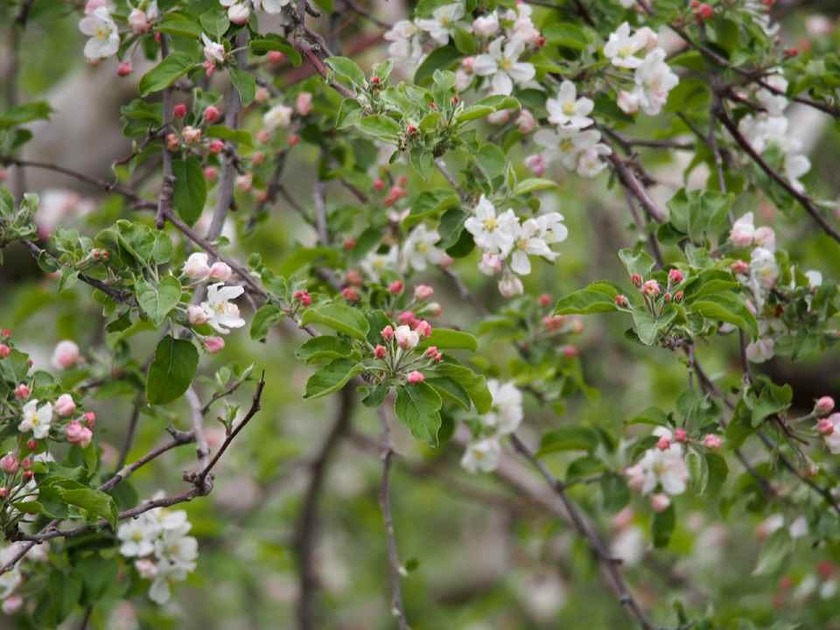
[156,35,175,229]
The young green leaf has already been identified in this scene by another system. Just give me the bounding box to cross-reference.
[146,336,199,405]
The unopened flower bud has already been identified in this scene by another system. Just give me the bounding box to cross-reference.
[117,62,133,77]
[407,370,425,384]
[203,105,221,123]
[209,262,233,281]
[381,325,395,341]
[0,344,9,359]
[374,345,387,359]
[55,394,76,417]
[0,453,18,475]
[187,305,209,326]
[204,166,218,182]
[631,274,643,288]
[388,280,404,295]
[173,103,188,118]
[668,269,684,284]
[14,384,30,400]
[208,139,224,154]
[656,435,671,451]
[642,280,661,296]
[66,421,93,448]
[203,336,225,354]
[673,428,687,443]
[414,285,434,300]
[650,493,671,513]
[395,325,420,350]
[702,434,722,449]
[817,418,835,436]
[814,396,835,416]
[341,287,359,302]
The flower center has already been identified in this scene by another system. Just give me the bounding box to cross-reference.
[563,101,575,115]
[559,138,575,152]
[500,57,513,71]
[482,217,498,232]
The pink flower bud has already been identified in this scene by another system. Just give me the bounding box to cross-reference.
[208,139,225,154]
[341,287,359,303]
[414,320,432,338]
[117,62,133,77]
[187,305,209,326]
[425,302,443,317]
[562,345,579,358]
[703,434,722,449]
[673,290,684,303]
[296,92,313,116]
[461,56,475,72]
[731,260,750,275]
[128,8,150,33]
[182,126,202,145]
[0,329,10,339]
[388,280,404,295]
[1,594,21,616]
[486,109,510,125]
[22,470,33,481]
[407,371,425,384]
[173,103,188,118]
[267,51,285,64]
[66,421,93,448]
[0,453,19,475]
[814,396,835,416]
[203,336,225,354]
[204,166,218,182]
[631,274,643,288]
[381,325,395,341]
[414,285,434,301]
[25,440,36,451]
[292,290,313,307]
[209,262,233,281]
[642,280,661,296]
[668,269,684,284]
[255,87,271,103]
[673,428,687,443]
[0,344,9,359]
[83,411,96,428]
[524,154,546,177]
[656,435,671,451]
[516,110,536,134]
[203,106,221,123]
[235,173,253,192]
[398,311,416,326]
[52,340,80,369]
[374,345,387,359]
[614,294,629,308]
[538,293,552,307]
[817,418,835,436]
[543,315,565,331]
[650,493,671,513]
[54,394,76,417]
[14,384,30,400]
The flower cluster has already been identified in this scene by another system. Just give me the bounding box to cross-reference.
[78,1,160,63]
[182,253,245,352]
[385,1,541,94]
[373,313,439,385]
[117,501,198,605]
[606,22,679,117]
[219,0,289,25]
[737,72,811,192]
[465,196,568,297]
[461,380,523,473]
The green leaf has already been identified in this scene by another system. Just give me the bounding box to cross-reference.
[752,530,792,577]
[250,304,283,341]
[0,101,52,128]
[537,426,600,456]
[303,359,362,399]
[420,328,477,352]
[135,276,181,326]
[745,378,793,427]
[600,474,630,513]
[249,36,302,65]
[357,115,402,143]
[414,45,462,85]
[300,303,369,340]
[652,504,676,548]
[230,66,256,106]
[326,56,366,87]
[199,10,230,38]
[667,188,731,243]
[361,384,389,408]
[705,453,728,497]
[554,282,621,315]
[146,336,199,405]
[632,309,659,346]
[139,52,196,97]
[618,248,655,279]
[426,377,471,410]
[59,487,119,528]
[627,407,671,426]
[394,383,442,445]
[157,12,202,38]
[295,336,354,364]
[476,144,506,182]
[542,22,591,50]
[206,124,253,147]
[172,155,207,225]
[430,362,491,413]
[513,178,560,195]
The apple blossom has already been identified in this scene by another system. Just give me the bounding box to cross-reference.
[295,92,313,116]
[394,325,420,350]
[498,273,524,298]
[183,253,211,281]
[814,397,835,416]
[461,437,502,473]
[546,81,594,130]
[66,421,93,448]
[52,340,80,369]
[19,401,53,440]
[263,104,294,132]
[54,394,76,417]
[78,7,120,61]
[464,196,518,257]
[473,37,536,95]
[415,3,465,45]
[220,0,250,24]
[200,284,246,334]
[203,336,226,354]
[406,371,425,384]
[472,14,500,37]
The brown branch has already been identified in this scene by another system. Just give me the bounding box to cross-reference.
[606,153,667,224]
[294,386,355,630]
[156,35,176,229]
[377,405,408,629]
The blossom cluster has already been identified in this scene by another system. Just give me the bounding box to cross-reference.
[373,312,439,385]
[182,253,246,353]
[78,0,161,63]
[461,380,523,473]
[219,0,289,24]
[728,212,822,363]
[737,72,811,192]
[385,2,541,96]
[117,500,198,604]
[464,196,568,297]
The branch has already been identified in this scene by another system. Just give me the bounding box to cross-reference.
[377,405,408,629]
[294,386,355,630]
[606,153,667,223]
[186,386,211,472]
[156,35,176,229]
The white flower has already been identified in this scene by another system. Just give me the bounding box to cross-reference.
[478,252,503,276]
[753,226,776,252]
[464,196,519,256]
[183,252,211,280]
[535,212,569,245]
[394,325,420,350]
[756,73,789,116]
[546,81,594,129]
[78,7,120,61]
[201,33,225,65]
[729,212,755,247]
[201,283,246,334]
[617,90,641,115]
[505,3,540,45]
[384,20,424,67]
[509,219,556,276]
[402,225,445,272]
[19,400,53,440]
[576,144,611,178]
[482,380,523,434]
[610,526,645,567]
[633,49,679,116]
[263,104,294,132]
[826,414,840,454]
[738,114,788,154]
[117,514,160,558]
[415,3,465,45]
[258,0,291,13]
[603,22,647,69]
[361,246,399,283]
[498,272,524,298]
[461,437,502,473]
[473,37,536,95]
[785,152,810,192]
[805,270,823,288]
[220,0,250,24]
[750,247,779,290]
[0,568,21,600]
[625,443,688,495]
[472,14,499,37]
[534,128,607,170]
[745,337,775,363]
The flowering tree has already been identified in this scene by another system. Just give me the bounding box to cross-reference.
[0,0,839,626]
